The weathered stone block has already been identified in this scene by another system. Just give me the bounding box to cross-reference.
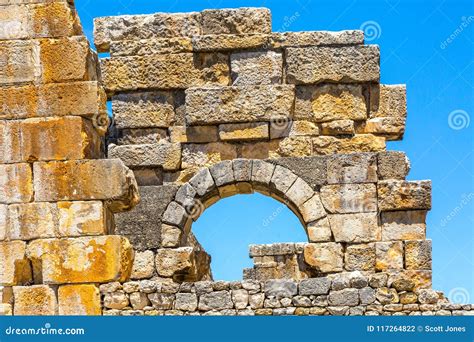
[27,236,133,284]
[312,135,386,155]
[0,163,33,204]
[13,285,57,315]
[219,122,269,141]
[300,194,326,223]
[286,45,380,84]
[185,85,295,125]
[0,40,36,85]
[232,289,249,309]
[231,51,282,85]
[328,213,380,243]
[7,202,57,240]
[269,165,298,194]
[271,30,364,47]
[170,126,218,143]
[112,92,175,129]
[155,247,194,278]
[303,243,343,273]
[345,243,376,271]
[104,291,129,309]
[0,241,31,286]
[108,142,181,171]
[175,292,198,311]
[182,143,237,169]
[118,128,167,146]
[377,151,410,180]
[320,183,377,213]
[405,240,432,270]
[375,242,404,271]
[33,159,139,212]
[201,8,271,35]
[320,119,355,135]
[58,284,101,315]
[161,224,182,248]
[58,201,111,237]
[264,279,297,298]
[307,217,332,242]
[193,34,269,51]
[110,37,193,56]
[277,136,312,157]
[270,156,327,188]
[295,84,366,122]
[363,117,406,140]
[299,277,331,295]
[327,153,377,184]
[198,290,233,311]
[0,81,105,120]
[94,13,201,52]
[285,177,314,207]
[131,250,155,280]
[101,53,229,93]
[370,84,407,118]
[0,205,6,240]
[381,210,426,241]
[378,180,432,211]
[115,185,177,251]
[328,288,359,306]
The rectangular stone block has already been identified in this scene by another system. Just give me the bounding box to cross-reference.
[405,240,432,270]
[370,84,407,118]
[182,142,237,169]
[303,242,343,273]
[170,125,219,143]
[1,116,101,164]
[0,40,37,85]
[362,117,406,140]
[0,3,81,40]
[378,180,432,211]
[328,213,380,243]
[117,128,167,145]
[13,285,57,315]
[270,30,364,48]
[219,122,269,141]
[0,241,32,286]
[0,163,33,204]
[327,153,377,184]
[377,151,410,180]
[0,81,106,120]
[58,284,101,315]
[0,205,6,240]
[110,37,193,56]
[100,53,229,93]
[295,84,367,122]
[381,210,426,241]
[58,201,112,237]
[94,13,201,52]
[39,36,97,83]
[320,183,377,214]
[108,142,181,171]
[27,235,133,284]
[286,45,380,84]
[33,159,139,212]
[112,91,175,129]
[231,51,283,85]
[312,134,386,155]
[375,241,404,271]
[345,243,376,271]
[185,85,295,125]
[193,34,269,52]
[201,8,271,35]
[320,119,355,135]
[7,202,57,240]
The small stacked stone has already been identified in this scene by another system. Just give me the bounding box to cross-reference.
[0,0,139,316]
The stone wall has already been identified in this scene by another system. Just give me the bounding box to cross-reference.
[0,3,472,316]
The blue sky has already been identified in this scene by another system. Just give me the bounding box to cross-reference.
[76,0,473,302]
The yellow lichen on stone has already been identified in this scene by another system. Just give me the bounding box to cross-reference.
[58,284,101,315]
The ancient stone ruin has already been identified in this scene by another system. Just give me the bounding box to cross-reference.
[0,2,472,316]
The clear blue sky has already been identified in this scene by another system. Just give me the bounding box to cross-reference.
[76,0,473,303]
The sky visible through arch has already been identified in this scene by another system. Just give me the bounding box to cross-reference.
[76,0,473,303]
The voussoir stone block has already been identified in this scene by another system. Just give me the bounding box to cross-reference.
[328,212,380,243]
[27,236,134,284]
[231,51,283,85]
[286,45,380,84]
[185,85,295,125]
[189,168,216,197]
[251,160,275,186]
[0,163,33,204]
[201,8,271,35]
[33,159,139,212]
[285,177,314,207]
[295,84,367,122]
[320,183,377,214]
[209,160,234,187]
[270,165,298,194]
[0,241,32,286]
[300,194,326,223]
[100,53,229,93]
[378,180,432,211]
[58,284,101,315]
[13,285,57,315]
[303,243,343,273]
